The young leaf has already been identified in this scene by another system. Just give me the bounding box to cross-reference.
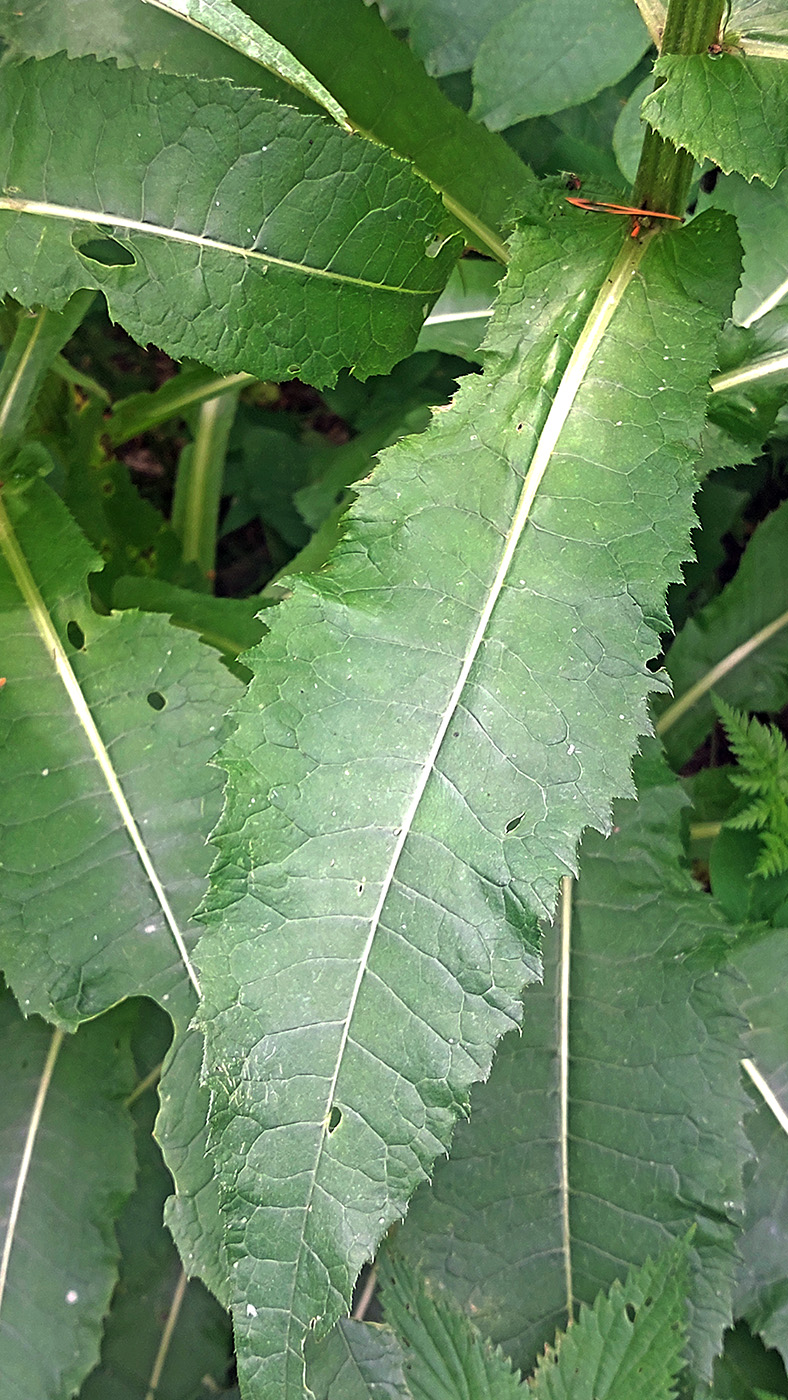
[658,499,788,768]
[643,54,788,186]
[197,204,741,1398]
[0,54,459,387]
[394,753,748,1380]
[380,1254,523,1400]
[0,989,137,1400]
[306,1320,411,1400]
[714,699,788,879]
[528,1238,690,1400]
[470,0,652,131]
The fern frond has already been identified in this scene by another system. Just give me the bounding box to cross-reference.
[714,696,788,879]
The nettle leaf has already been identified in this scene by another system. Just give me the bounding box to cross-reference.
[197,204,741,1397]
[643,54,788,187]
[306,1320,411,1400]
[0,988,137,1400]
[0,54,459,387]
[470,0,652,131]
[394,755,748,1381]
[731,927,788,1370]
[380,1255,523,1400]
[658,499,788,770]
[528,1239,690,1400]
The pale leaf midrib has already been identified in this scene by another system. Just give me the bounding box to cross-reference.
[282,231,650,1385]
[0,199,436,295]
[0,492,201,999]
[0,1026,64,1314]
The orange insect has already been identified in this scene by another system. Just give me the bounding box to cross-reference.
[565,195,684,238]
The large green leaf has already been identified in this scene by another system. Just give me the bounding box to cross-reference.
[0,989,137,1400]
[470,0,651,131]
[0,0,534,264]
[731,927,788,1370]
[643,54,788,187]
[0,54,459,386]
[197,203,740,1397]
[394,754,748,1381]
[0,475,240,1296]
[0,476,238,1029]
[657,499,788,769]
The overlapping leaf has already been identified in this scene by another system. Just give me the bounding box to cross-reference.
[528,1240,690,1400]
[0,0,534,263]
[0,475,240,1295]
[381,1255,523,1400]
[394,753,748,1381]
[0,989,137,1400]
[643,54,788,186]
[197,203,741,1397]
[658,499,788,769]
[306,1321,410,1400]
[0,54,459,386]
[731,927,788,1370]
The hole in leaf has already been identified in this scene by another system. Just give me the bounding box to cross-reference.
[505,814,524,833]
[625,1303,637,1323]
[67,620,86,649]
[146,690,166,711]
[74,234,137,267]
[643,1295,653,1308]
[328,1105,342,1134]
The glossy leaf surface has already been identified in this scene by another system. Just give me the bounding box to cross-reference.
[0,54,459,386]
[198,205,740,1397]
[395,756,748,1380]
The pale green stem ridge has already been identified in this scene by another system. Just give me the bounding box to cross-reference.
[0,1027,65,1313]
[634,0,667,48]
[741,280,788,329]
[108,371,255,447]
[172,389,240,576]
[657,606,788,735]
[0,199,436,295]
[711,350,788,393]
[286,231,651,1364]
[742,1057,788,1136]
[559,875,574,1323]
[441,193,509,265]
[0,493,201,997]
[0,309,47,439]
[144,1268,189,1400]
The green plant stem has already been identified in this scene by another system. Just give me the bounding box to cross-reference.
[0,291,94,465]
[632,0,726,215]
[657,605,788,735]
[171,388,240,579]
